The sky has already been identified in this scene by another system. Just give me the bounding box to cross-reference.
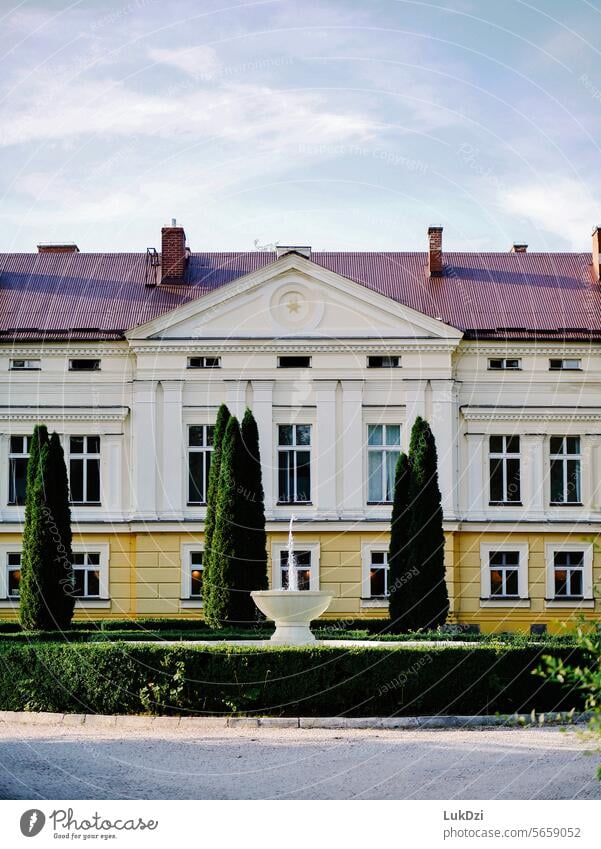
[0,0,600,254]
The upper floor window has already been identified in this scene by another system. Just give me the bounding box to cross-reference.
[69,358,101,371]
[187,356,221,369]
[552,551,584,599]
[367,424,401,503]
[9,359,40,370]
[278,424,311,503]
[488,551,520,598]
[280,550,312,591]
[549,358,581,371]
[367,356,400,369]
[69,436,100,504]
[489,435,520,504]
[550,436,581,504]
[8,436,30,505]
[6,552,21,598]
[72,551,101,598]
[188,425,214,505]
[488,358,521,370]
[278,356,311,368]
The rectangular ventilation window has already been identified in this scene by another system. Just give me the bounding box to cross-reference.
[69,359,101,371]
[9,359,41,370]
[187,356,221,369]
[488,358,521,370]
[549,358,581,371]
[367,356,400,368]
[278,356,311,368]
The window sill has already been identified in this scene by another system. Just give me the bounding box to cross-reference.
[186,503,207,508]
[360,597,389,608]
[74,599,111,609]
[71,503,102,507]
[545,598,594,609]
[0,599,19,608]
[479,597,531,608]
[276,502,313,506]
[366,502,393,507]
[488,502,523,507]
[180,599,203,609]
[549,503,583,507]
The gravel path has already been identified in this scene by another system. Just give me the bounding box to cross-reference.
[0,724,599,800]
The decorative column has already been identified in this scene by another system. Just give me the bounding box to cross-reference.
[403,379,427,452]
[582,434,601,516]
[522,433,545,519]
[160,380,184,519]
[131,381,158,520]
[102,433,124,520]
[251,380,274,519]
[225,380,247,420]
[465,432,487,520]
[315,380,338,519]
[430,379,460,520]
[340,380,364,518]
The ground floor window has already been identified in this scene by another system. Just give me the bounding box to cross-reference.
[368,551,389,597]
[489,551,520,598]
[271,542,320,591]
[480,543,528,604]
[189,551,204,598]
[553,551,584,599]
[280,550,311,591]
[72,552,101,598]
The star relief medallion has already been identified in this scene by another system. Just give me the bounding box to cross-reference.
[286,297,301,314]
[269,281,325,332]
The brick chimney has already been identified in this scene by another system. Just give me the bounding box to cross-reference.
[161,219,187,282]
[510,243,527,253]
[37,243,79,253]
[428,226,443,276]
[593,227,601,281]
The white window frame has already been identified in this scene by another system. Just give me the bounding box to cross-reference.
[367,355,400,369]
[9,358,40,370]
[488,358,521,370]
[549,358,581,371]
[271,541,320,590]
[361,544,390,608]
[549,436,581,505]
[187,424,214,505]
[367,424,401,504]
[0,543,23,605]
[187,356,221,369]
[489,435,521,504]
[8,435,30,505]
[480,542,529,607]
[71,543,110,608]
[69,435,101,505]
[276,424,312,504]
[545,543,594,608]
[180,542,204,608]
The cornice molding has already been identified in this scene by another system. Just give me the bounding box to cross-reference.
[0,345,128,357]
[462,406,601,422]
[461,343,601,356]
[129,340,458,353]
[0,406,129,422]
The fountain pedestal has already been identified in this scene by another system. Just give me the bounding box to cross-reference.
[251,590,333,645]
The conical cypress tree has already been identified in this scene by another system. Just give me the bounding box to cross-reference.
[204,415,242,628]
[202,403,230,615]
[232,408,268,622]
[46,432,74,629]
[20,440,55,630]
[387,452,414,631]
[405,417,449,631]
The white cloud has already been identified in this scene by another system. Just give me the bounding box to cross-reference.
[147,45,221,79]
[498,178,600,249]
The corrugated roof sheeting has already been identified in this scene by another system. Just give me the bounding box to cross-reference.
[0,250,599,341]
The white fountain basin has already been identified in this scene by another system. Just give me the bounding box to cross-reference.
[251,590,333,645]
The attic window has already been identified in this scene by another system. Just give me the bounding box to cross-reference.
[278,356,311,368]
[69,359,101,372]
[187,356,221,369]
[488,358,521,370]
[10,359,41,370]
[549,358,581,371]
[367,356,400,368]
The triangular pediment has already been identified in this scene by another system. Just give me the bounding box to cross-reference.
[126,253,463,342]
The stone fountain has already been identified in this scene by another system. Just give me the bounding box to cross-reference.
[251,516,332,645]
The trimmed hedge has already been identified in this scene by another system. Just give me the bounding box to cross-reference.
[0,642,585,717]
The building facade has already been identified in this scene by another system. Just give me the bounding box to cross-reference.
[1,224,601,632]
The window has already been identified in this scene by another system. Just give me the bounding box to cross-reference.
[368,551,389,597]
[552,551,584,599]
[278,425,311,503]
[69,359,101,371]
[187,356,221,369]
[189,551,203,598]
[69,436,100,504]
[72,552,101,598]
[489,551,520,598]
[8,436,30,505]
[6,552,21,598]
[367,356,400,368]
[188,425,214,504]
[488,358,521,370]
[9,359,40,370]
[367,424,401,503]
[277,356,311,368]
[549,358,581,371]
[489,436,520,504]
[280,550,312,591]
[550,436,581,504]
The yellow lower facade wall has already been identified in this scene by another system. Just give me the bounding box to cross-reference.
[1,529,599,633]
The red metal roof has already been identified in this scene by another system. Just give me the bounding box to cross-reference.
[0,250,599,341]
